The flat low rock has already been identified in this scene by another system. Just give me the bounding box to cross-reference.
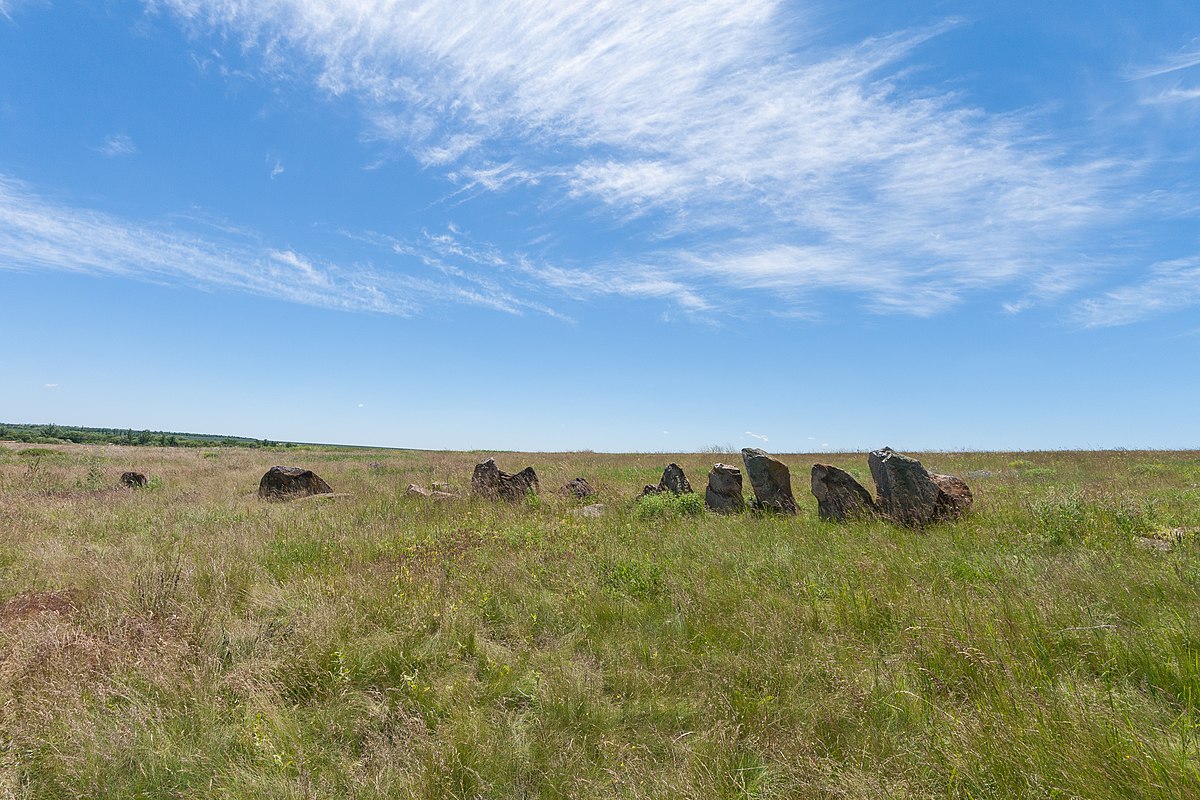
[471,458,540,500]
[705,463,745,513]
[258,466,333,500]
[741,448,797,514]
[571,503,606,518]
[811,464,876,522]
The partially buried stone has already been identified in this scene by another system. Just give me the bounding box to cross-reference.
[705,463,745,513]
[741,448,797,514]
[120,471,147,488]
[810,464,875,522]
[470,458,539,500]
[561,477,596,499]
[258,466,333,500]
[639,463,693,497]
[930,472,973,519]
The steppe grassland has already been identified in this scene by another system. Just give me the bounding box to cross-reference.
[1,442,1199,799]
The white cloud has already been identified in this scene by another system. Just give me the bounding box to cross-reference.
[43,383,59,389]
[1075,257,1200,327]
[270,159,285,178]
[745,431,769,442]
[0,173,561,318]
[154,0,1139,316]
[1129,48,1200,80]
[97,133,138,157]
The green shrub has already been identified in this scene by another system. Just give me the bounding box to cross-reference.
[634,491,704,519]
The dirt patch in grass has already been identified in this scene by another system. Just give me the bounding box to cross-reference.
[0,589,81,623]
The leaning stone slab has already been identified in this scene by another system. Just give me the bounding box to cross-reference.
[640,463,694,497]
[741,448,797,514]
[258,466,333,500]
[705,463,745,513]
[868,448,972,527]
[471,458,539,500]
[811,464,876,522]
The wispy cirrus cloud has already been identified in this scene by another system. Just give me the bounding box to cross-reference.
[96,133,138,157]
[0,174,562,317]
[1075,256,1200,327]
[152,0,1149,318]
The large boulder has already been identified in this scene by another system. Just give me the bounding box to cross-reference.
[258,466,333,500]
[705,463,745,513]
[810,464,876,522]
[471,458,539,500]
[868,448,971,527]
[640,463,694,497]
[741,448,797,514]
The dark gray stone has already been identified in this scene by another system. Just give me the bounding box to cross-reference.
[471,458,539,500]
[868,448,971,527]
[120,471,147,488]
[640,463,693,497]
[810,464,876,522]
[258,466,333,500]
[705,463,745,513]
[741,448,797,514]
[561,477,596,499]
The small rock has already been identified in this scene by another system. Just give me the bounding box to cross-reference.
[471,458,539,500]
[810,464,876,522]
[572,503,606,518]
[930,472,973,519]
[406,483,432,497]
[120,471,148,488]
[705,463,745,513]
[561,477,596,499]
[258,466,333,500]
[432,482,456,494]
[640,464,693,498]
[741,448,797,514]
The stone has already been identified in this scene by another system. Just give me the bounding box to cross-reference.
[572,503,606,518]
[561,477,596,499]
[258,466,333,500]
[120,471,147,488]
[640,464,693,498]
[704,463,745,513]
[868,448,972,527]
[930,472,973,519]
[741,448,797,514]
[470,458,539,500]
[406,483,432,497]
[810,464,876,522]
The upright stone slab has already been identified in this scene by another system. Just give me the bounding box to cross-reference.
[471,458,539,500]
[741,448,798,514]
[868,447,965,528]
[705,463,745,513]
[258,466,333,500]
[810,464,876,522]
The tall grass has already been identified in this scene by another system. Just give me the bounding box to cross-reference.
[1,443,1198,797]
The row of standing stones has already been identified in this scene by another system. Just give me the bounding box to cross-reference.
[255,448,972,529]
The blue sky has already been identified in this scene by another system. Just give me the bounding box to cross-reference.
[1,0,1198,452]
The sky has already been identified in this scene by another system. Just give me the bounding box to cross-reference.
[1,0,1198,452]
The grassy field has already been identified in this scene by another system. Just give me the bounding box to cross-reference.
[1,443,1198,799]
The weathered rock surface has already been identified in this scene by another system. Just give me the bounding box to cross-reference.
[741,448,797,514]
[572,503,606,519]
[120,471,147,488]
[811,464,876,522]
[705,463,745,513]
[640,463,694,497]
[930,472,973,519]
[258,466,333,500]
[471,458,539,500]
[868,448,972,527]
[407,483,456,499]
[561,477,596,499]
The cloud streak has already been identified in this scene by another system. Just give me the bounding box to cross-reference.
[0,174,561,317]
[153,0,1147,317]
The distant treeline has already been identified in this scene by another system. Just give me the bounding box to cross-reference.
[0,422,295,449]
